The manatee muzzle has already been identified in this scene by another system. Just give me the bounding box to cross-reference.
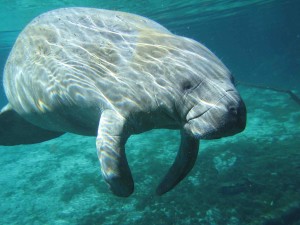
[185,91,246,139]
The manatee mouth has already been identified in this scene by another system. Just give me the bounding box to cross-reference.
[185,94,226,123]
[184,111,214,140]
[186,107,210,122]
[184,97,222,139]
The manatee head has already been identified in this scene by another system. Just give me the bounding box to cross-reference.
[170,38,246,140]
[182,81,246,140]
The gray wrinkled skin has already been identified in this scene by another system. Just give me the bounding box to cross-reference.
[2,8,246,197]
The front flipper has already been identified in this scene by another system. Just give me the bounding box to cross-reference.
[0,104,64,146]
[156,130,199,195]
[96,110,134,197]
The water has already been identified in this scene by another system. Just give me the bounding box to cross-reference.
[0,1,300,224]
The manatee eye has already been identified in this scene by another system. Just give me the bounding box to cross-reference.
[181,80,193,91]
[230,74,236,86]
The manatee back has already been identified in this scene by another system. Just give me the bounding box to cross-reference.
[4,8,170,112]
[3,8,174,133]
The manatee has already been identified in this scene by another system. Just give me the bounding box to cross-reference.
[0,8,246,197]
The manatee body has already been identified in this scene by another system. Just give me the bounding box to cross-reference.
[0,8,246,197]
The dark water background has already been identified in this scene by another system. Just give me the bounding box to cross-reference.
[0,1,300,225]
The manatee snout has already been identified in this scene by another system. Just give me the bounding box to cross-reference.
[218,92,246,138]
[226,94,246,132]
[184,90,246,140]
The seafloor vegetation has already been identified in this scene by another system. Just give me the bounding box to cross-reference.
[0,86,299,225]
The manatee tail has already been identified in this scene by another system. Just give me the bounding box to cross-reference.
[0,104,64,146]
[156,130,199,195]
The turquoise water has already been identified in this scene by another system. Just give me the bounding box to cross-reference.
[0,1,300,224]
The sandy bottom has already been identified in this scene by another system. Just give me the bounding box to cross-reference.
[0,86,300,225]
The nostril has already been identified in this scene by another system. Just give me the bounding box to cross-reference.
[228,106,237,115]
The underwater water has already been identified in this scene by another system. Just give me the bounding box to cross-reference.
[0,0,300,224]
